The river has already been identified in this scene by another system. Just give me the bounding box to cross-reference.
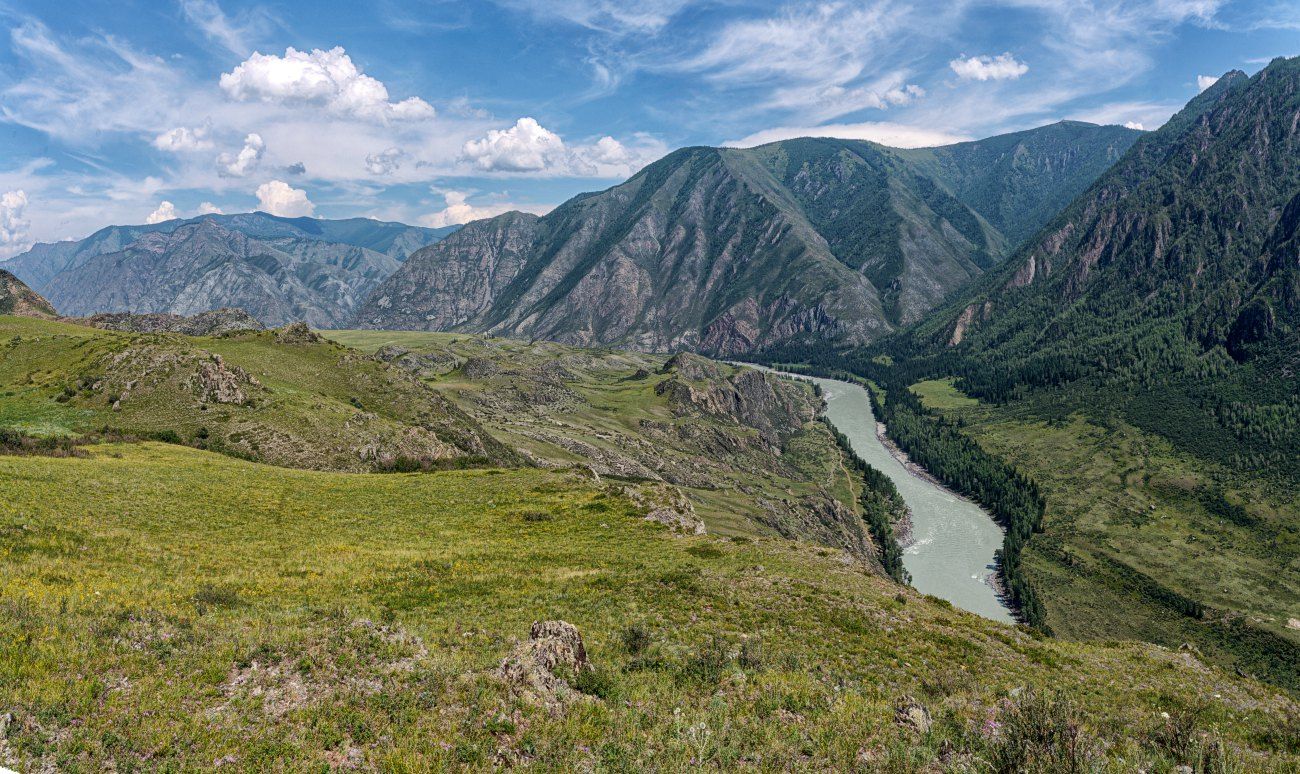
[755,367,1014,623]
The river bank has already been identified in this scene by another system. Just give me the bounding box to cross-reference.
[750,365,1014,623]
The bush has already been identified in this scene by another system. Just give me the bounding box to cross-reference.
[620,624,651,655]
[984,690,1099,774]
[573,666,619,700]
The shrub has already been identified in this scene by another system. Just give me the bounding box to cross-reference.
[573,666,619,700]
[620,624,651,655]
[984,690,1099,774]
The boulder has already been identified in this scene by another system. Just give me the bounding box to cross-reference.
[497,620,590,706]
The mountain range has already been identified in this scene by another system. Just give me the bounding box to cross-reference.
[355,122,1139,354]
[2,212,457,328]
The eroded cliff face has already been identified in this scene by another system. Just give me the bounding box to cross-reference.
[356,148,888,355]
[354,126,1138,354]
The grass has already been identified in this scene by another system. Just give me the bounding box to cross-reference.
[0,315,507,471]
[323,330,863,545]
[912,378,1300,690]
[2,442,1297,770]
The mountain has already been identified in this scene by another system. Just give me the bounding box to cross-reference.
[0,269,57,318]
[3,211,456,289]
[903,60,1299,475]
[354,123,1140,354]
[1,212,457,327]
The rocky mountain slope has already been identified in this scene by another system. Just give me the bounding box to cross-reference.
[1,212,457,327]
[0,315,514,471]
[0,270,56,319]
[354,123,1138,354]
[326,330,908,563]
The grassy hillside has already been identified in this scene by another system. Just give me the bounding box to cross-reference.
[2,442,1297,770]
[324,330,881,555]
[0,315,513,471]
[911,378,1300,690]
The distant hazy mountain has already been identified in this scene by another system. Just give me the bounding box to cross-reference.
[355,122,1138,354]
[2,212,457,328]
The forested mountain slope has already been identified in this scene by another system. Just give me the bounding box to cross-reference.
[902,61,1299,479]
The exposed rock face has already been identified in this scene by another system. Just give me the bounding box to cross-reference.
[0,270,57,319]
[97,346,265,409]
[354,125,1139,354]
[656,367,812,446]
[273,322,321,344]
[81,308,264,336]
[2,212,456,328]
[498,620,591,706]
[187,355,260,405]
[622,483,707,535]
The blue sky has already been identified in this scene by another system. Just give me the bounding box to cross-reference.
[0,0,1296,254]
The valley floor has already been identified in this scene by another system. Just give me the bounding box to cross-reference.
[2,443,1298,770]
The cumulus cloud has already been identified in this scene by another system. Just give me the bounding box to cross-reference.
[421,190,551,228]
[462,117,565,172]
[0,190,33,258]
[219,47,435,121]
[726,121,969,149]
[255,180,315,217]
[365,147,405,175]
[284,162,307,175]
[216,133,266,177]
[197,202,224,215]
[1124,121,1144,130]
[1197,74,1219,92]
[949,53,1029,81]
[461,118,665,176]
[145,201,179,224]
[153,125,213,152]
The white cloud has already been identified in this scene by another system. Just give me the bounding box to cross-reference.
[674,3,922,120]
[153,125,213,152]
[1197,74,1220,92]
[421,190,551,227]
[2,20,183,141]
[949,53,1029,81]
[216,133,266,177]
[0,190,33,258]
[462,118,666,176]
[726,121,970,149]
[145,200,178,224]
[220,47,435,121]
[495,0,692,34]
[197,202,224,215]
[462,117,566,172]
[365,147,405,175]
[255,180,315,217]
[1124,121,1144,130]
[179,0,266,56]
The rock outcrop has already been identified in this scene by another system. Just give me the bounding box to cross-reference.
[80,308,264,336]
[498,620,591,706]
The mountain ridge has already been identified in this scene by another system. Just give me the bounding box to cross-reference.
[355,121,1141,353]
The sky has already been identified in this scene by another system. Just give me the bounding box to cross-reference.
[0,0,1297,256]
